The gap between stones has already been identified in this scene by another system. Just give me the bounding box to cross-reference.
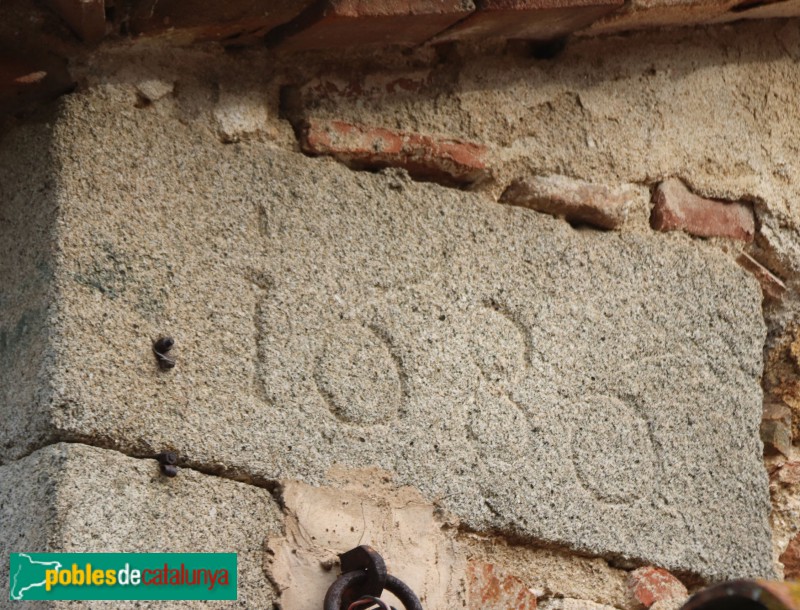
[8,434,712,593]
[12,434,283,501]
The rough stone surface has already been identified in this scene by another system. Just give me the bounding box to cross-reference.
[651,178,755,241]
[0,124,58,460]
[0,443,283,609]
[300,118,490,186]
[135,78,174,103]
[500,174,643,229]
[467,561,538,610]
[214,84,282,143]
[627,566,688,608]
[761,402,793,457]
[0,82,771,580]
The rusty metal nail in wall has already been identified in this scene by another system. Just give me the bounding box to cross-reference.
[153,336,176,370]
[157,451,178,478]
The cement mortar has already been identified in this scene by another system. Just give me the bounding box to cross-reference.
[461,534,636,609]
[0,443,283,609]
[0,81,768,579]
[293,20,800,284]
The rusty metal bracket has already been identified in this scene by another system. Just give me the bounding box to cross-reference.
[339,546,387,599]
[323,546,423,610]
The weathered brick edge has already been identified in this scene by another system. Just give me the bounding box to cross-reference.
[500,175,638,230]
[299,118,491,186]
[650,178,755,242]
[628,566,689,609]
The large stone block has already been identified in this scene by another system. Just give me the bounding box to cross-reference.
[0,443,283,608]
[0,124,58,460]
[3,87,772,579]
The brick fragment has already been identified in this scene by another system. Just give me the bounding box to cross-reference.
[650,178,755,241]
[14,71,48,85]
[761,402,793,457]
[780,532,800,579]
[270,0,475,52]
[467,561,538,610]
[737,252,787,301]
[435,0,624,43]
[771,461,800,485]
[300,119,490,186]
[628,566,688,608]
[500,175,637,229]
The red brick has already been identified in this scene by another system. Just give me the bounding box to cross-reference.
[650,179,755,241]
[500,174,637,229]
[736,253,786,301]
[271,0,475,52]
[129,0,315,44]
[781,533,800,579]
[47,0,106,43]
[435,0,623,43]
[467,561,538,610]
[300,119,490,186]
[628,566,688,608]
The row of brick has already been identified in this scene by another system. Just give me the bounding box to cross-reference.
[38,0,800,50]
[51,0,800,49]
[10,0,800,119]
[53,0,624,47]
[468,560,689,609]
[298,116,785,303]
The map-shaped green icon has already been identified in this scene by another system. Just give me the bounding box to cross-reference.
[9,554,62,600]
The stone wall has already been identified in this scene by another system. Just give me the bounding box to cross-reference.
[3,16,800,610]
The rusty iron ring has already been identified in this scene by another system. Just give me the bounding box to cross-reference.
[323,571,423,610]
[680,580,800,610]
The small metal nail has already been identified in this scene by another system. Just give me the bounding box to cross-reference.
[157,451,178,477]
[153,336,176,370]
